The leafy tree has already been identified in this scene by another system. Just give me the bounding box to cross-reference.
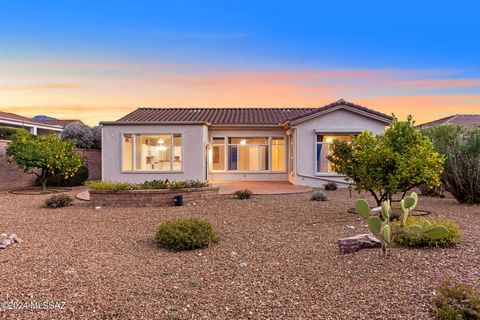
[423,124,480,204]
[328,115,444,206]
[6,132,83,191]
[61,123,101,149]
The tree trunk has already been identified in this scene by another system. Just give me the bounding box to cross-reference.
[40,168,47,191]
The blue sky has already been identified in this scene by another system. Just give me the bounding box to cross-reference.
[0,0,479,124]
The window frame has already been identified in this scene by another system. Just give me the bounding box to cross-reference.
[315,133,356,175]
[208,135,287,173]
[121,132,183,173]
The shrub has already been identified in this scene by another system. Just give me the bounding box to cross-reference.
[44,194,74,208]
[423,125,480,204]
[234,189,253,199]
[138,179,169,189]
[393,217,461,248]
[168,180,209,189]
[37,165,89,187]
[61,123,101,149]
[417,183,445,198]
[86,181,138,191]
[154,218,220,251]
[0,126,30,140]
[311,190,328,201]
[324,182,338,191]
[434,277,480,320]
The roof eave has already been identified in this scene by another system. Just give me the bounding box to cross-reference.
[101,121,210,125]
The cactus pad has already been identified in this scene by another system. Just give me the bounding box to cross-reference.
[421,220,432,232]
[355,199,370,219]
[367,216,382,236]
[382,225,391,244]
[404,196,416,209]
[381,200,391,220]
[425,226,449,239]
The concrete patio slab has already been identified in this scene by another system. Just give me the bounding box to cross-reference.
[209,181,312,195]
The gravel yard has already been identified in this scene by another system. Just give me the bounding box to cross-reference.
[1,188,479,320]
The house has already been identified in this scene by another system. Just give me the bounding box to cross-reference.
[100,99,392,188]
[0,111,64,135]
[416,114,480,129]
[31,116,84,128]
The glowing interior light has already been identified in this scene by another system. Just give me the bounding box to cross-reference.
[325,137,334,143]
[240,139,247,145]
[157,139,164,145]
[155,146,167,151]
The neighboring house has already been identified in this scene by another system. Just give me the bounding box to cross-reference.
[31,116,84,128]
[0,111,64,135]
[101,99,392,187]
[416,114,480,129]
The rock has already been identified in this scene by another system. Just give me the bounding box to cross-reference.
[346,225,355,229]
[95,206,102,210]
[0,233,21,249]
[239,261,248,268]
[338,234,381,255]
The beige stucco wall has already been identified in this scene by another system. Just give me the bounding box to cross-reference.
[102,124,208,183]
[291,109,388,188]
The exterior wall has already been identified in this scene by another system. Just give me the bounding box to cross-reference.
[0,140,37,191]
[207,128,288,182]
[89,187,219,207]
[291,109,388,188]
[76,148,102,180]
[102,124,207,183]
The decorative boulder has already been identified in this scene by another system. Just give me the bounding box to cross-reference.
[0,233,21,249]
[338,233,381,254]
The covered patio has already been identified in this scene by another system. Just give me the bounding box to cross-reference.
[209,181,312,195]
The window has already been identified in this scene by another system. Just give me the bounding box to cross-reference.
[271,137,286,171]
[316,135,353,173]
[210,137,226,171]
[228,137,269,171]
[122,133,182,172]
[209,136,287,172]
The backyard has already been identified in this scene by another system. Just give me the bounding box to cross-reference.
[1,188,479,319]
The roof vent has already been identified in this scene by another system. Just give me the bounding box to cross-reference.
[336,99,346,104]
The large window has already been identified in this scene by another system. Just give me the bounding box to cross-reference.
[316,135,352,173]
[122,133,182,172]
[209,136,286,172]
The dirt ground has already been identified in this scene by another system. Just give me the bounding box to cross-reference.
[0,188,479,319]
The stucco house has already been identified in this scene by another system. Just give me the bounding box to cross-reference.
[101,99,392,188]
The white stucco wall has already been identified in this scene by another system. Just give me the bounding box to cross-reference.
[102,124,208,183]
[291,108,388,188]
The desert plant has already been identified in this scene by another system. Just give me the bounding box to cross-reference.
[0,126,30,140]
[354,191,449,256]
[85,181,138,191]
[434,276,480,320]
[6,133,83,191]
[329,115,444,206]
[423,124,480,204]
[61,123,101,149]
[234,189,253,199]
[311,190,328,201]
[154,218,220,251]
[44,194,74,208]
[393,217,460,247]
[324,182,338,191]
[138,179,169,189]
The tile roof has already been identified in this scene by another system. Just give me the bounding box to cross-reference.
[33,119,84,127]
[115,100,392,126]
[416,114,480,129]
[0,111,35,123]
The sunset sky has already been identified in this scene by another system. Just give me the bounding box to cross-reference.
[1,1,479,125]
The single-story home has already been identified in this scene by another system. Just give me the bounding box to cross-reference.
[0,111,64,136]
[100,99,392,188]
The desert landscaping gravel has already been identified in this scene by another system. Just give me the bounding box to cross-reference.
[0,188,479,319]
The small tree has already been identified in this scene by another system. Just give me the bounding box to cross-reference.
[61,123,101,149]
[6,132,83,191]
[423,124,480,204]
[328,115,444,206]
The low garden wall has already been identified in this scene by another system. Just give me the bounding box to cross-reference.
[89,187,220,207]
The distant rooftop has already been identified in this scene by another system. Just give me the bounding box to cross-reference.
[416,114,480,129]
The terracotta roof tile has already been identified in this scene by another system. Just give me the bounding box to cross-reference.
[416,114,480,129]
[33,119,84,127]
[116,100,392,126]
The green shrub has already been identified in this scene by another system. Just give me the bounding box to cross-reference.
[138,179,169,189]
[393,217,461,247]
[311,190,328,201]
[168,180,209,189]
[234,189,252,199]
[324,182,338,191]
[44,194,74,208]
[37,165,89,187]
[154,218,220,251]
[86,181,138,191]
[434,277,480,320]
[0,126,30,140]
